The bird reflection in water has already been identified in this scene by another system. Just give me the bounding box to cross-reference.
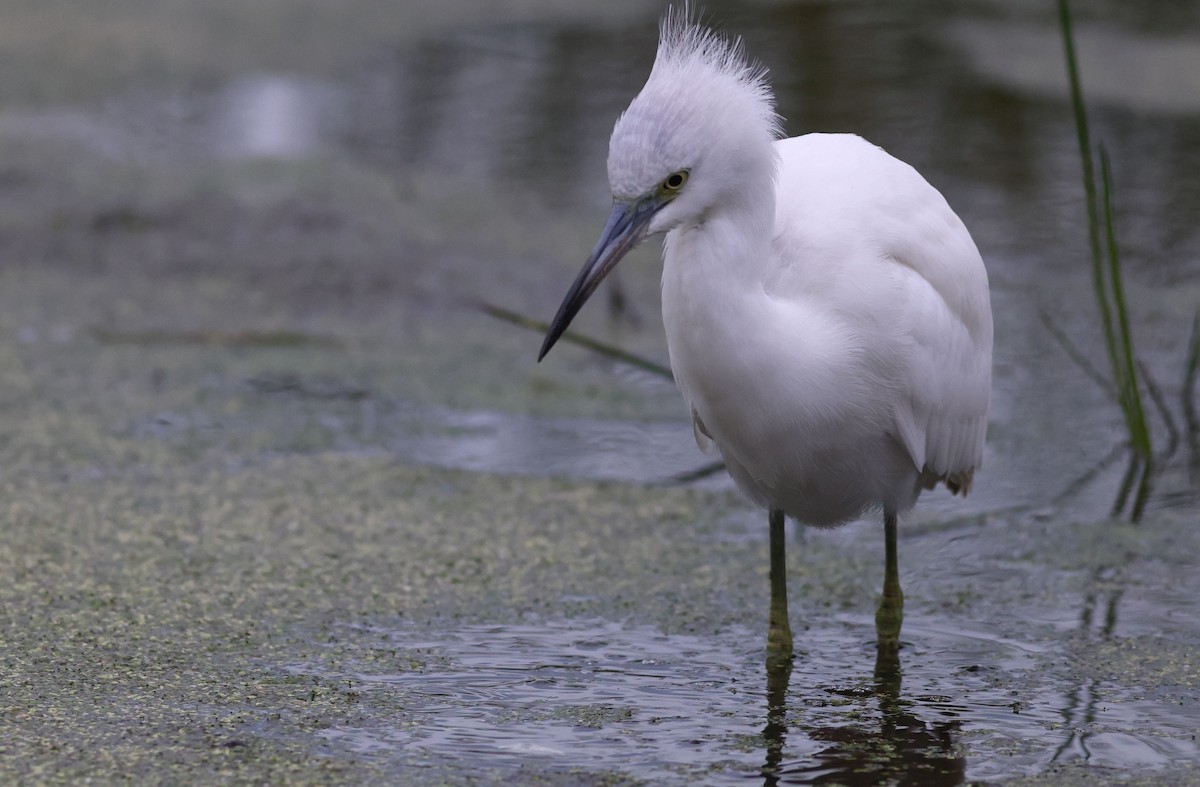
[761,651,793,786]
[760,644,965,785]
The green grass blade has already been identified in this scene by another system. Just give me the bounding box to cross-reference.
[1058,0,1124,398]
[1099,147,1152,463]
[1059,0,1159,520]
[1184,309,1200,476]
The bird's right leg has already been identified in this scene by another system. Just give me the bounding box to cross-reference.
[875,509,904,651]
[767,508,794,663]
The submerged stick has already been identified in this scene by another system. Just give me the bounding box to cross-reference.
[1111,453,1140,518]
[668,460,728,485]
[93,328,343,348]
[1039,310,1117,401]
[1054,440,1129,506]
[1138,360,1178,462]
[1129,457,1154,523]
[480,300,729,484]
[477,300,673,381]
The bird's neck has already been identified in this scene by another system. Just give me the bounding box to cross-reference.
[660,164,778,394]
[665,167,777,288]
[659,172,785,451]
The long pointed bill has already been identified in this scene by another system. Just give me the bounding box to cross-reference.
[538,198,661,361]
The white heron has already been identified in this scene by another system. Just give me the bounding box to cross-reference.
[538,10,992,659]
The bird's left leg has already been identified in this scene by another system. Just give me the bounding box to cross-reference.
[875,509,904,651]
[767,508,794,663]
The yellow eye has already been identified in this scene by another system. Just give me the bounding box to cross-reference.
[662,170,689,192]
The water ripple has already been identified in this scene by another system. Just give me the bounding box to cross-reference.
[282,617,1200,784]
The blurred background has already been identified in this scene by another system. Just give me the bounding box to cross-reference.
[2,0,1198,517]
[4,1,1200,782]
[5,0,1198,519]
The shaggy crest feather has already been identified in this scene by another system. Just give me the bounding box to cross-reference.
[655,6,780,137]
[606,6,781,198]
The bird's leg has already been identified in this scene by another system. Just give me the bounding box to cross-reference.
[875,509,904,651]
[767,508,794,663]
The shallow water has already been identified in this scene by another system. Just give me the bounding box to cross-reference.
[1,0,1199,784]
[289,606,1200,785]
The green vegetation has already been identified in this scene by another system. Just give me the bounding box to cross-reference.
[1057,0,1155,520]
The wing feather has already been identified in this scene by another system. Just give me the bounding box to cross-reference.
[769,134,992,492]
[888,221,992,491]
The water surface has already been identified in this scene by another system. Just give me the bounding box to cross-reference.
[1,0,1198,784]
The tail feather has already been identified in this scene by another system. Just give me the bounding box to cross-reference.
[920,467,974,497]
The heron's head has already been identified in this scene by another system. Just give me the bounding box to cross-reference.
[539,9,780,360]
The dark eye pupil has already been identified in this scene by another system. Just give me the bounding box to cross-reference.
[667,173,683,188]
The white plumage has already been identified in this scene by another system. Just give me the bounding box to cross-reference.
[666,132,991,525]
[539,9,992,656]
